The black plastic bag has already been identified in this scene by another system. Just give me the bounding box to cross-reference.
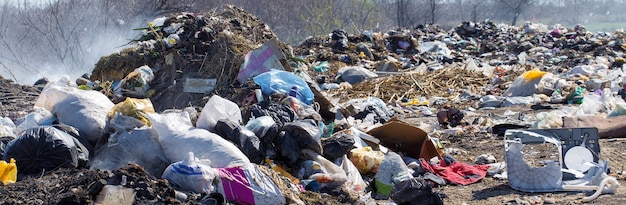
[214,119,264,164]
[3,126,89,175]
[353,105,393,124]
[282,120,322,155]
[0,136,15,160]
[390,178,445,205]
[276,131,299,163]
[331,29,348,51]
[250,101,297,126]
[322,131,354,160]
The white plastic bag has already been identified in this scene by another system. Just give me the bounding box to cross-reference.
[90,114,169,177]
[196,95,242,132]
[608,102,626,117]
[532,111,564,129]
[340,155,366,192]
[149,112,250,168]
[0,117,16,138]
[35,84,114,144]
[162,152,218,194]
[15,108,56,135]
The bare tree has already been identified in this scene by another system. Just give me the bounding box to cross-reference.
[469,0,488,22]
[499,0,535,25]
[396,0,411,27]
[427,0,440,24]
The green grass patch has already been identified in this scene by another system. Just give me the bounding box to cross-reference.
[585,22,626,33]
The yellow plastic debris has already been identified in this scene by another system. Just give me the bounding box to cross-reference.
[0,158,17,185]
[108,98,156,126]
[349,147,385,174]
[521,68,547,82]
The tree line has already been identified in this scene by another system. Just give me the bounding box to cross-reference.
[1,0,625,83]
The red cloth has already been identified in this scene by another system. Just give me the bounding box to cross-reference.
[419,158,489,185]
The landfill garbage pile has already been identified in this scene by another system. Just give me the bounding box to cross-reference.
[2,5,626,205]
[89,5,289,111]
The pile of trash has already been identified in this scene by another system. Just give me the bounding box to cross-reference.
[89,5,288,111]
[2,5,626,205]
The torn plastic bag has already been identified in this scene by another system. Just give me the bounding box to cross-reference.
[107,98,155,126]
[216,164,286,205]
[15,107,56,135]
[253,70,314,105]
[196,95,242,132]
[282,119,322,156]
[162,152,218,194]
[375,152,413,197]
[390,177,445,205]
[339,155,366,192]
[3,126,89,175]
[322,131,355,160]
[35,84,114,145]
[90,115,169,177]
[250,100,297,126]
[214,119,264,164]
[337,66,378,85]
[148,112,250,168]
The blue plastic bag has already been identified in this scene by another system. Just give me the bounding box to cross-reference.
[253,70,314,105]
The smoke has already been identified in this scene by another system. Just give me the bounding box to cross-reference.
[0,1,150,85]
